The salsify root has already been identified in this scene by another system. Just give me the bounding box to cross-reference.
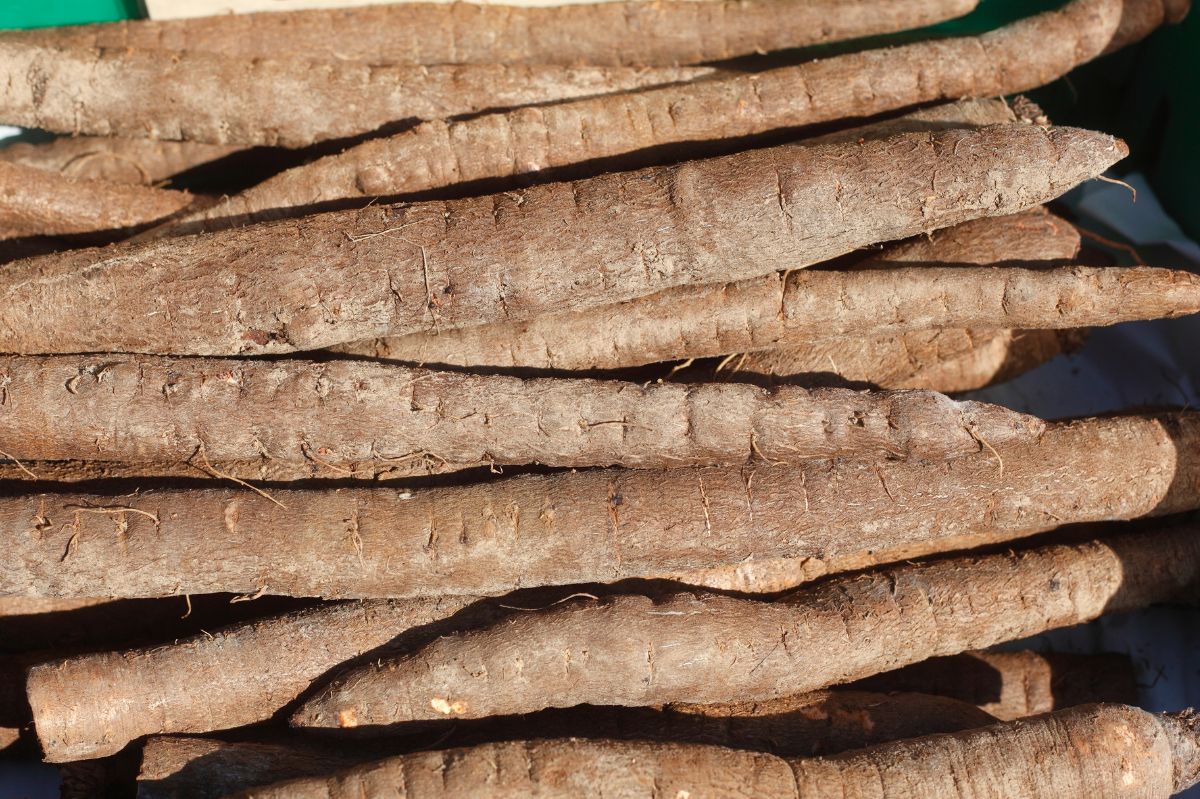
[7,412,1193,601]
[0,125,1126,356]
[244,705,1200,799]
[3,0,981,67]
[290,521,1200,725]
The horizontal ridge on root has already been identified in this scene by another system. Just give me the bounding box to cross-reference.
[290,522,1200,726]
[3,413,1197,600]
[0,125,1125,355]
[0,355,1039,470]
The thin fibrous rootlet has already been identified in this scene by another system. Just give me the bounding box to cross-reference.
[162,0,1184,236]
[0,354,1040,473]
[4,412,1198,600]
[0,161,192,239]
[3,0,980,67]
[0,136,237,185]
[0,125,1126,356]
[136,692,996,799]
[235,705,1200,799]
[290,522,1200,727]
[0,42,714,147]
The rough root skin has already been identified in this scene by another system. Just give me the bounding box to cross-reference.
[0,161,192,239]
[6,413,1199,600]
[0,42,713,147]
[0,356,1040,472]
[334,203,1088,373]
[332,266,1198,372]
[851,650,1140,721]
[137,693,995,799]
[163,0,1174,235]
[3,0,981,67]
[25,597,481,762]
[246,705,1187,798]
[0,136,236,185]
[0,125,1127,356]
[291,523,1200,726]
[730,327,1088,392]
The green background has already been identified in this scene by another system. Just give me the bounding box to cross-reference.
[1,0,1196,237]
[0,0,140,28]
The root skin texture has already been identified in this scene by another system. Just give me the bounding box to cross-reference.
[0,161,192,239]
[291,524,1200,726]
[4,0,980,67]
[336,266,1195,373]
[0,125,1126,356]
[0,136,237,185]
[4,413,1198,600]
[164,0,1178,233]
[137,692,994,799]
[0,355,1039,470]
[248,705,1200,798]
[853,650,1139,721]
[25,597,480,762]
[0,43,712,147]
[334,188,1091,374]
[730,327,1088,392]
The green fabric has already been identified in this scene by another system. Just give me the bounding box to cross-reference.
[0,0,140,29]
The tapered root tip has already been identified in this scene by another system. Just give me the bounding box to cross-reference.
[1159,710,1200,792]
[1165,0,1192,24]
[290,691,357,730]
[1046,127,1129,193]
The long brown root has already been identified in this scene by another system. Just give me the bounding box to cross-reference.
[6,413,1197,600]
[0,125,1126,356]
[291,520,1200,726]
[246,705,1196,798]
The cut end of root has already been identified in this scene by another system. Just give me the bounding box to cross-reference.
[1159,709,1200,792]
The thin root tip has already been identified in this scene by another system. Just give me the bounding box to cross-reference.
[288,700,331,729]
[1166,0,1192,24]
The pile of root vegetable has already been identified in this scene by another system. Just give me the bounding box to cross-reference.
[4,0,1200,796]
